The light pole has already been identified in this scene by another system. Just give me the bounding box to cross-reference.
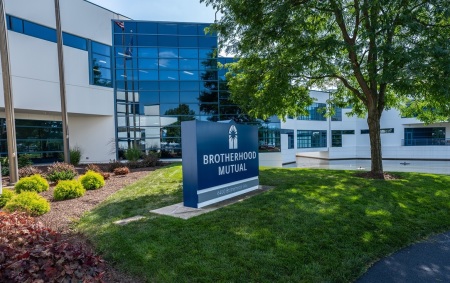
[0,0,18,184]
[54,0,70,163]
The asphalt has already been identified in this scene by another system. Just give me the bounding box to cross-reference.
[356,231,450,283]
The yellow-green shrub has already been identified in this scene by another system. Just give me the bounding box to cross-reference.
[0,188,15,208]
[53,180,86,201]
[4,191,50,216]
[15,174,49,193]
[79,170,105,190]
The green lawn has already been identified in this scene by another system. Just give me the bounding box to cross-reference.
[77,164,450,282]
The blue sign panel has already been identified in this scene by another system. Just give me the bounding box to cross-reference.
[181,120,259,208]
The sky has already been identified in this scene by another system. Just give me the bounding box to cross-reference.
[87,0,217,23]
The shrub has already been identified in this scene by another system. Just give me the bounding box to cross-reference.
[142,152,159,167]
[107,160,124,172]
[70,146,82,166]
[0,188,15,208]
[18,154,33,168]
[4,191,50,216]
[113,166,130,175]
[1,157,9,177]
[79,170,105,190]
[15,174,49,193]
[53,180,86,200]
[86,163,102,173]
[46,162,77,183]
[0,212,106,282]
[18,165,43,178]
[101,172,111,180]
[124,147,142,161]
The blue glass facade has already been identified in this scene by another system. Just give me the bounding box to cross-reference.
[113,21,250,157]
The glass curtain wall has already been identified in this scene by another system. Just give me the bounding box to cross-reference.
[113,21,244,158]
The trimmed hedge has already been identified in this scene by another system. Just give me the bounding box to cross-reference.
[15,174,49,193]
[54,180,86,201]
[4,191,50,216]
[79,170,105,190]
[0,188,15,208]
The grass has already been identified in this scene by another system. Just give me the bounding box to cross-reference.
[77,164,450,282]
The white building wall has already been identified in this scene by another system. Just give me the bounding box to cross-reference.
[280,90,450,164]
[0,0,123,163]
[69,115,116,163]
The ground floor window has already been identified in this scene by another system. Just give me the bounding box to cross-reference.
[258,126,281,152]
[287,131,295,149]
[332,130,355,147]
[404,127,446,146]
[297,130,327,148]
[0,119,63,163]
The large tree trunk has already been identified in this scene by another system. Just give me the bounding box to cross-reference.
[367,105,384,178]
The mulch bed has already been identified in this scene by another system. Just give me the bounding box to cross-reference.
[2,165,155,283]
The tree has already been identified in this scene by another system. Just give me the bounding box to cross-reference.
[201,0,450,178]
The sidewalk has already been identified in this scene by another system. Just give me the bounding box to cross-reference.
[357,231,450,282]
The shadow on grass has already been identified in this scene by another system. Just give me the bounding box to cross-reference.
[77,166,450,282]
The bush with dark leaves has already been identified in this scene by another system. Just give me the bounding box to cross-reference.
[0,212,106,282]
[18,165,43,178]
[113,167,130,175]
[46,162,77,183]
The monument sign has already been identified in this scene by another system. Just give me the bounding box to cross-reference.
[181,120,259,208]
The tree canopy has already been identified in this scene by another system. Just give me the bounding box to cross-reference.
[202,0,450,177]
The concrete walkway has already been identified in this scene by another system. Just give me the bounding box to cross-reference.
[357,231,450,282]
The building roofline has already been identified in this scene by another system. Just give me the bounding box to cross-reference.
[83,0,131,19]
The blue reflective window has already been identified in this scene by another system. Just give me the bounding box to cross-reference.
[180,92,199,103]
[179,36,198,47]
[92,41,111,56]
[114,34,134,46]
[159,48,178,58]
[8,16,23,33]
[139,81,159,91]
[123,22,136,33]
[179,59,199,70]
[93,67,111,80]
[160,92,179,103]
[159,71,179,80]
[200,59,217,70]
[159,59,178,69]
[138,35,157,46]
[160,81,179,91]
[116,69,137,80]
[180,81,199,91]
[138,48,158,58]
[140,92,160,105]
[179,24,198,35]
[92,53,111,68]
[158,23,177,34]
[158,35,178,47]
[179,48,198,58]
[180,70,199,80]
[199,48,216,58]
[160,104,182,116]
[115,57,136,69]
[186,104,200,114]
[137,22,157,34]
[198,35,217,48]
[91,41,112,87]
[139,58,158,69]
[23,21,56,42]
[138,70,158,80]
[62,32,87,50]
[197,24,210,35]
